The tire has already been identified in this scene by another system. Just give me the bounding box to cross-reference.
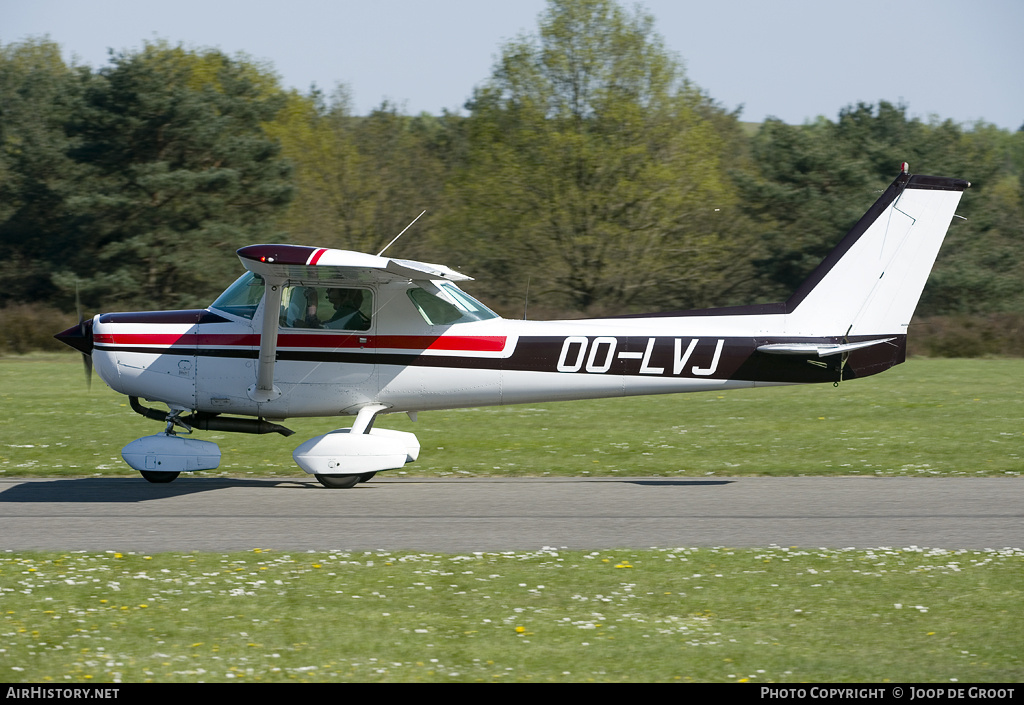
[140,470,180,483]
[315,473,360,489]
[358,472,377,483]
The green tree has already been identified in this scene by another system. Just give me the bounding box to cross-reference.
[0,38,84,307]
[60,43,293,309]
[271,88,457,261]
[441,0,753,314]
[918,123,1024,316]
[268,86,376,251]
[739,102,1024,315]
[736,114,880,298]
[350,104,457,261]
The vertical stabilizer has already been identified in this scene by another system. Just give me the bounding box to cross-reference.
[784,168,969,337]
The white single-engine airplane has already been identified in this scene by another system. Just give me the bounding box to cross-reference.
[56,165,969,487]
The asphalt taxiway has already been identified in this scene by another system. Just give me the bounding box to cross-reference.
[1,476,1021,552]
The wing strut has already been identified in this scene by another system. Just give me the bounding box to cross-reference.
[248,277,284,403]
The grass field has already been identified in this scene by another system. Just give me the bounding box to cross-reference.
[1,354,1021,479]
[2,547,1022,683]
[1,354,1022,683]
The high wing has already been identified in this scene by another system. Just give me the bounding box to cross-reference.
[236,245,472,284]
[234,245,472,402]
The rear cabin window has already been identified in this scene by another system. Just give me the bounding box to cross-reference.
[407,283,498,326]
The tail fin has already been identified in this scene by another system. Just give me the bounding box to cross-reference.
[784,166,970,337]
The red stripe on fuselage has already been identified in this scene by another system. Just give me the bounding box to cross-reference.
[94,332,506,353]
[376,335,506,352]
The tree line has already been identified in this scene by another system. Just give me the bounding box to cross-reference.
[2,0,1022,354]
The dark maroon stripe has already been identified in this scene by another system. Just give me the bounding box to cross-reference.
[236,244,318,266]
[96,333,907,384]
[98,310,229,325]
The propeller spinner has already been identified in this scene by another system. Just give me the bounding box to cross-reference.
[54,308,94,389]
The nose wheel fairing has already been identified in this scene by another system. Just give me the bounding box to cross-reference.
[121,433,221,474]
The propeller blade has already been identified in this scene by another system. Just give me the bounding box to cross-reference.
[76,285,92,389]
[82,350,93,390]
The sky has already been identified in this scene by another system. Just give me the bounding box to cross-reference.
[3,0,1022,130]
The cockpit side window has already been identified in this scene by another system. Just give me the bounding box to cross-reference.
[210,272,264,320]
[407,283,498,326]
[280,285,372,331]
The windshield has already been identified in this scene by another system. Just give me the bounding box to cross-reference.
[210,272,264,320]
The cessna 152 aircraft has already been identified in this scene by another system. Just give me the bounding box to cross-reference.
[56,165,969,487]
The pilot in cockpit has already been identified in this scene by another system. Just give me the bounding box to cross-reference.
[324,288,370,331]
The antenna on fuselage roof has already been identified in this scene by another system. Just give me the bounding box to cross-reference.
[377,210,426,257]
[523,276,531,320]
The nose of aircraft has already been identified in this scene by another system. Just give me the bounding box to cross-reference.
[54,318,94,355]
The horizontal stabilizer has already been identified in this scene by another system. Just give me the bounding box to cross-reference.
[757,337,896,357]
